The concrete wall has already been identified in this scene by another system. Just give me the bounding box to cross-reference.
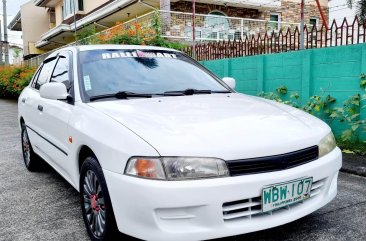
[201,44,366,140]
[84,0,110,13]
[53,0,110,26]
[20,1,49,56]
[55,3,63,26]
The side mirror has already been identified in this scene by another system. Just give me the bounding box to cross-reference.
[223,77,236,90]
[40,82,68,100]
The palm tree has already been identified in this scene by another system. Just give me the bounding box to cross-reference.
[347,0,366,21]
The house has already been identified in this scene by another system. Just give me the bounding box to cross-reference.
[168,0,328,26]
[9,0,160,59]
[7,1,50,60]
[9,45,23,65]
[9,0,329,60]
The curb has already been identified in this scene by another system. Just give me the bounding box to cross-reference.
[340,167,366,178]
[341,153,366,178]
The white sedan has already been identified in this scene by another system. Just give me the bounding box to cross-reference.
[18,45,342,241]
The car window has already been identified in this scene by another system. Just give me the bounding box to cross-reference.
[51,54,71,92]
[31,67,42,89]
[34,58,57,90]
[79,49,228,98]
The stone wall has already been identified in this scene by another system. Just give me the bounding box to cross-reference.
[170,1,261,19]
[169,0,329,27]
[279,1,329,26]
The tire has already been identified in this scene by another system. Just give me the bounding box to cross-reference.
[21,124,41,172]
[80,157,120,241]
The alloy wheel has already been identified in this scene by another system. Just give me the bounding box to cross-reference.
[22,129,31,166]
[83,170,106,238]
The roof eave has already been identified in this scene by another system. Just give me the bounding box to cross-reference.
[34,0,48,7]
[8,11,22,31]
[74,0,138,29]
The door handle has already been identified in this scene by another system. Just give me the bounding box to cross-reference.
[21,98,26,103]
[37,105,43,112]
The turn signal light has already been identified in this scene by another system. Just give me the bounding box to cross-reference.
[125,158,166,180]
[135,159,158,178]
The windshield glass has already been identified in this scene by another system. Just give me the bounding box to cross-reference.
[79,49,229,99]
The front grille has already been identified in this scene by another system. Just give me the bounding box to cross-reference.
[222,178,326,221]
[226,146,319,176]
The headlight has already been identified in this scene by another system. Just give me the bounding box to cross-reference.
[318,132,336,158]
[125,157,229,180]
[162,157,229,180]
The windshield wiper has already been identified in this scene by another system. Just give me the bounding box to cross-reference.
[163,89,231,96]
[89,91,152,101]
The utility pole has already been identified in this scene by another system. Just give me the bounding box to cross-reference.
[73,0,77,44]
[0,19,3,65]
[192,0,196,59]
[2,0,9,64]
[300,0,305,50]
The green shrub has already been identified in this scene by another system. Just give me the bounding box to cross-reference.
[0,66,36,98]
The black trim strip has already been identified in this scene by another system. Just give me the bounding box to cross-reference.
[26,125,68,156]
[226,146,319,176]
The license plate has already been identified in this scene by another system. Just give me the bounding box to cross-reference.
[262,177,313,213]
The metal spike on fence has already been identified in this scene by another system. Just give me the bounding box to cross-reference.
[331,19,338,29]
[320,24,326,44]
[278,30,283,52]
[342,17,348,28]
[352,16,359,26]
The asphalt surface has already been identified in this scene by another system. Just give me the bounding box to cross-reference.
[0,99,366,241]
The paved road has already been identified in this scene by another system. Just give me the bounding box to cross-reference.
[0,99,365,241]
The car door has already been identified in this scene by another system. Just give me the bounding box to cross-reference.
[23,57,58,158]
[37,51,75,177]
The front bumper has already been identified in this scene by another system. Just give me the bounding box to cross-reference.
[104,147,342,241]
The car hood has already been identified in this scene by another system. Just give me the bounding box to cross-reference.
[87,94,330,160]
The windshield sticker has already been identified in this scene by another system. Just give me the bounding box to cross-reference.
[83,76,92,91]
[101,51,177,60]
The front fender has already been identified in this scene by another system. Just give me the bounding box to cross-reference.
[68,102,160,190]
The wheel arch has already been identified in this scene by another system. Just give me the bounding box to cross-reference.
[19,116,25,127]
[78,145,99,173]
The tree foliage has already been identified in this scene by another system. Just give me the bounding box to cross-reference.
[347,0,366,21]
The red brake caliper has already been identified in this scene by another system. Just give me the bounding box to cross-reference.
[91,195,98,211]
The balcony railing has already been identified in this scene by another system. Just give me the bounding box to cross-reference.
[124,10,299,42]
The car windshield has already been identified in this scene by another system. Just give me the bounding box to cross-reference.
[79,49,229,100]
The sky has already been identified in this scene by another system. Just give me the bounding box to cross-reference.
[0,0,29,46]
[329,0,357,24]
